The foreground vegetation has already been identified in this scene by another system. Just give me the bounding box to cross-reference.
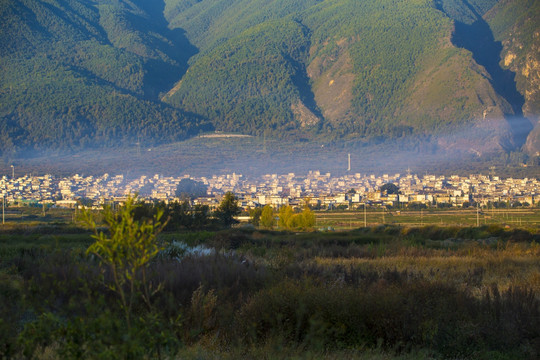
[1,202,539,359]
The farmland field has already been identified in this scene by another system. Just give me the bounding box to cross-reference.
[315,208,540,230]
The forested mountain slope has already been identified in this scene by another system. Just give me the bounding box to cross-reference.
[0,0,206,155]
[1,0,539,156]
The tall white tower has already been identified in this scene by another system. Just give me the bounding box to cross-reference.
[347,153,351,171]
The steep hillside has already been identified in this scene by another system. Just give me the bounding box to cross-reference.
[302,0,503,138]
[0,0,204,154]
[164,0,532,146]
[164,0,320,52]
[1,0,538,158]
[483,0,540,155]
[164,18,321,138]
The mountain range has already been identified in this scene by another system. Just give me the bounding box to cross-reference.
[1,0,539,159]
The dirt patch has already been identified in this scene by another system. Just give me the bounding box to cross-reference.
[291,101,320,128]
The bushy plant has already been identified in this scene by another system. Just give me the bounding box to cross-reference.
[278,205,316,230]
[0,274,22,358]
[260,205,275,229]
[80,195,166,329]
[18,306,181,359]
[236,277,540,356]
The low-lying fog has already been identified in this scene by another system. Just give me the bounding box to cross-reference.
[1,116,538,179]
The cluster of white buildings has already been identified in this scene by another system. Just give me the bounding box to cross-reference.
[1,170,538,210]
[202,171,539,209]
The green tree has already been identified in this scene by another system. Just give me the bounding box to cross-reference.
[249,207,263,226]
[277,203,315,230]
[260,205,275,229]
[288,205,316,230]
[175,178,208,200]
[380,183,400,195]
[80,195,166,329]
[278,205,294,229]
[300,205,316,229]
[214,192,241,227]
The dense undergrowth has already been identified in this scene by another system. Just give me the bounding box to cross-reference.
[1,224,539,358]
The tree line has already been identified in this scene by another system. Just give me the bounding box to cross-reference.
[250,203,316,230]
[132,195,316,232]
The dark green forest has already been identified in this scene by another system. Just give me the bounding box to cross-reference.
[0,0,206,153]
[1,0,539,156]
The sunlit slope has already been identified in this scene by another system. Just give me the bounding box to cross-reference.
[1,0,537,154]
[0,0,202,153]
[164,0,321,51]
[163,19,320,137]
[164,0,516,140]
[303,0,510,138]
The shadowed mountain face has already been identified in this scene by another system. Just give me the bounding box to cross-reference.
[0,0,204,154]
[126,0,198,99]
[482,0,540,156]
[452,18,533,148]
[436,0,535,150]
[452,12,524,116]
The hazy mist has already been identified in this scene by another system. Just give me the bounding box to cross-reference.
[1,115,538,179]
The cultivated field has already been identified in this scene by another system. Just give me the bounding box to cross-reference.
[315,208,540,230]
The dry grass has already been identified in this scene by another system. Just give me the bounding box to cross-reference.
[310,241,540,296]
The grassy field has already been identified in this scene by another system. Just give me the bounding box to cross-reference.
[315,208,540,230]
[1,207,539,359]
[3,205,539,228]
[0,206,76,224]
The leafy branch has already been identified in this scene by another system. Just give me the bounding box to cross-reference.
[80,195,167,329]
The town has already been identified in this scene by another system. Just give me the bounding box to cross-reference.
[1,169,538,210]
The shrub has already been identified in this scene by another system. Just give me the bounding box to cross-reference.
[0,274,22,358]
[234,277,540,357]
[80,195,166,328]
[18,307,181,359]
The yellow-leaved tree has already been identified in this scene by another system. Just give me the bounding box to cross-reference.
[277,202,315,230]
[260,205,275,229]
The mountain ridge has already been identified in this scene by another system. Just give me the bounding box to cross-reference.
[1,0,539,159]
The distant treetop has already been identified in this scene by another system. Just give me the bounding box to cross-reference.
[380,183,400,195]
[175,178,208,200]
